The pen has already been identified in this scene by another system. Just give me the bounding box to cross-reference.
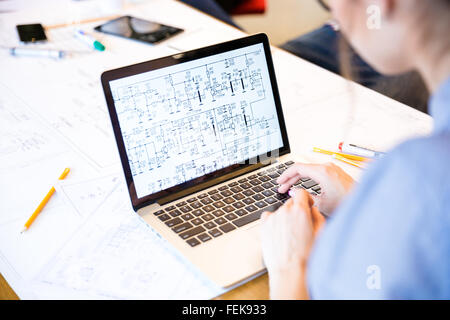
[9,47,66,59]
[332,154,365,169]
[21,168,70,233]
[74,29,105,51]
[339,142,385,159]
[313,147,370,162]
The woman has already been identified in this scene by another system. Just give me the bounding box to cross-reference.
[261,0,450,299]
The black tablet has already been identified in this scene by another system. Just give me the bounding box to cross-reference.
[95,16,183,44]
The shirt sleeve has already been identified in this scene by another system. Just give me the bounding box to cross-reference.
[307,136,450,299]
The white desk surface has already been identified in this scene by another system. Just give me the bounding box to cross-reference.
[0,0,433,300]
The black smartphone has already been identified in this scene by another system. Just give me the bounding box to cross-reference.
[16,23,47,43]
[94,16,183,44]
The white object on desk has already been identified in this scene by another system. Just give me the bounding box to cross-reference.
[9,47,66,58]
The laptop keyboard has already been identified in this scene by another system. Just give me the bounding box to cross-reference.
[153,161,321,247]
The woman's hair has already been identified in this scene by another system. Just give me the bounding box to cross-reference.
[337,0,450,139]
[337,33,354,82]
[413,0,450,65]
[338,0,450,82]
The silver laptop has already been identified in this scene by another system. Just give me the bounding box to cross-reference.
[101,34,320,287]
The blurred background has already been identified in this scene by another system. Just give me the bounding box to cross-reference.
[232,0,330,46]
[0,0,331,46]
[0,0,428,111]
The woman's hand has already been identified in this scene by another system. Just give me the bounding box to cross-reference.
[260,189,325,299]
[277,162,355,216]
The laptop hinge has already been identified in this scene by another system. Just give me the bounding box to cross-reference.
[156,162,272,206]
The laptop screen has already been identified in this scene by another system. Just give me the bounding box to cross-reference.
[106,38,288,204]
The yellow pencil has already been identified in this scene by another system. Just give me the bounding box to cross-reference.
[21,168,70,233]
[313,147,370,162]
[44,15,120,30]
[332,154,365,169]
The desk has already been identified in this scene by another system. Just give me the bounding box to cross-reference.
[0,272,269,300]
[0,0,432,300]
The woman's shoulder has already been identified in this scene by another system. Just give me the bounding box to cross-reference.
[385,133,450,187]
[394,132,450,158]
[360,132,450,212]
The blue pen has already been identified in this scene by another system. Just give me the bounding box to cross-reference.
[74,29,105,51]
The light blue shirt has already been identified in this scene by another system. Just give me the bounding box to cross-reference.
[308,77,450,299]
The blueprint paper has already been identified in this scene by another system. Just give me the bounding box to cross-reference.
[33,183,224,300]
[56,174,122,217]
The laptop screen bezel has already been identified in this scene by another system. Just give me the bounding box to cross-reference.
[101,33,290,211]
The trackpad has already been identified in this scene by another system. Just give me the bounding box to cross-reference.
[244,225,263,266]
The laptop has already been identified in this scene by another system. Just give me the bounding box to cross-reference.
[101,33,321,287]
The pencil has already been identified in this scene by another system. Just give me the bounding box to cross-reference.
[332,154,365,169]
[21,168,70,233]
[313,147,370,162]
[44,15,120,30]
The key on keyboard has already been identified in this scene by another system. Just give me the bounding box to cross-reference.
[233,202,283,228]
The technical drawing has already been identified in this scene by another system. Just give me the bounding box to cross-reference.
[111,44,283,197]
[36,185,221,299]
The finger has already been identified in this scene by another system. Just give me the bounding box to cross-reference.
[309,192,322,207]
[278,162,327,186]
[261,211,274,221]
[288,187,315,207]
[291,188,313,209]
[283,197,294,208]
[277,166,300,184]
[311,206,326,234]
[261,211,269,221]
[307,192,315,207]
[277,176,301,193]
